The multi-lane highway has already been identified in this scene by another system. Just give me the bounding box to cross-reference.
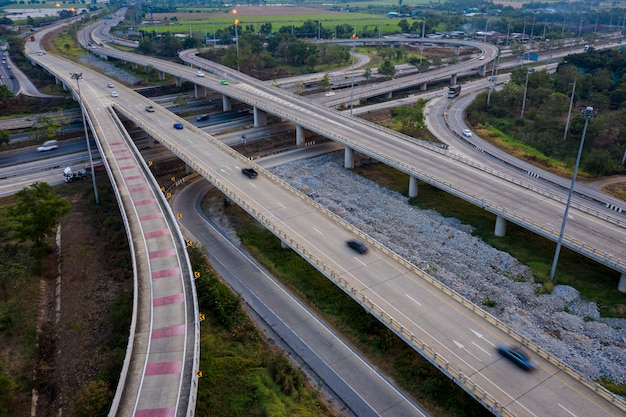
[19,12,626,417]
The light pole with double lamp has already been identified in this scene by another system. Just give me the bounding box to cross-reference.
[550,106,597,281]
[520,67,534,119]
[70,72,100,205]
[233,9,240,71]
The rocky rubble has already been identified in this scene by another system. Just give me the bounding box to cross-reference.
[270,153,626,386]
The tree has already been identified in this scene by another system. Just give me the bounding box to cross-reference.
[30,116,62,143]
[173,93,188,107]
[431,56,442,68]
[378,61,396,77]
[0,129,9,146]
[8,182,71,256]
[319,74,330,91]
[363,67,372,81]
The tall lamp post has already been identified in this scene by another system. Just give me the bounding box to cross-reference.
[550,106,597,281]
[520,67,534,119]
[349,31,357,116]
[70,72,99,205]
[233,9,240,71]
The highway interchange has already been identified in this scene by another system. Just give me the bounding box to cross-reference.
[4,9,626,417]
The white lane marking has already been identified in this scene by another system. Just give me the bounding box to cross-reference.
[405,293,422,306]
[354,257,367,266]
[558,403,577,417]
[276,201,286,209]
[471,328,495,347]
[312,227,324,235]
[471,341,492,356]
[453,340,481,361]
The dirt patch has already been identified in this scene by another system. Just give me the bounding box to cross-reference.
[32,183,133,416]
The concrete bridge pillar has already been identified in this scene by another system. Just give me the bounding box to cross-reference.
[478,65,486,77]
[454,46,460,55]
[158,71,165,81]
[450,74,458,85]
[175,76,182,87]
[131,63,137,70]
[147,136,155,148]
[408,176,418,197]
[254,107,267,127]
[185,163,194,175]
[222,95,232,111]
[386,92,392,99]
[296,125,305,145]
[194,84,207,98]
[494,215,507,237]
[281,240,289,249]
[420,83,427,91]
[344,147,354,169]
[618,274,626,293]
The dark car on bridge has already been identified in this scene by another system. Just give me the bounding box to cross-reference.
[242,168,258,178]
[347,240,368,254]
[173,122,184,130]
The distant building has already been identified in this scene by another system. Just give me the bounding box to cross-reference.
[387,12,399,18]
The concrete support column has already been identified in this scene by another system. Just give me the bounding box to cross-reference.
[281,240,289,249]
[254,107,267,127]
[185,163,194,175]
[408,176,418,197]
[386,92,392,99]
[56,77,61,85]
[478,65,486,77]
[147,136,155,148]
[494,215,507,237]
[420,83,427,91]
[454,46,460,55]
[296,125,305,145]
[158,71,165,81]
[450,74,458,85]
[344,147,355,169]
[194,84,207,98]
[131,63,137,70]
[618,274,626,293]
[222,95,232,111]
[175,76,182,87]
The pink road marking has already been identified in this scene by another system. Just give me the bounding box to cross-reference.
[152,268,180,279]
[120,165,137,171]
[125,174,144,180]
[135,408,175,417]
[144,229,169,239]
[130,185,150,193]
[153,293,184,307]
[145,361,182,375]
[117,156,134,161]
[109,141,124,146]
[149,248,176,258]
[134,199,156,206]
[152,324,185,339]
[112,148,129,154]
[139,213,163,221]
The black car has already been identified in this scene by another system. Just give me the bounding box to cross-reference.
[347,240,368,254]
[497,345,535,371]
[242,168,258,178]
[196,114,209,121]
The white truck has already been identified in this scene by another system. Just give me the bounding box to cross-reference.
[63,167,88,183]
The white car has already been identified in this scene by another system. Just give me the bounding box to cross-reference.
[107,83,114,88]
[37,140,58,152]
[324,91,335,97]
[196,71,205,77]
[110,91,119,97]
[479,55,485,60]
[462,129,472,137]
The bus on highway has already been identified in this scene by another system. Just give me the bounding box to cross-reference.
[448,85,461,98]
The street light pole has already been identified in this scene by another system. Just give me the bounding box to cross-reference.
[520,68,534,119]
[550,106,597,281]
[563,77,577,140]
[350,31,357,116]
[233,9,240,72]
[70,72,99,205]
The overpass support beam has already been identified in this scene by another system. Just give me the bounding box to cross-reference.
[386,92,392,99]
[494,215,507,237]
[175,76,182,87]
[420,83,427,91]
[281,240,289,249]
[147,136,154,148]
[408,176,418,197]
[194,84,207,98]
[296,125,305,145]
[158,71,165,81]
[185,163,194,175]
[478,65,486,77]
[454,46,460,55]
[254,107,267,127]
[450,74,458,85]
[131,63,137,70]
[344,147,355,169]
[618,274,626,293]
[222,95,232,111]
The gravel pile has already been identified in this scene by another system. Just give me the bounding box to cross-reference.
[78,54,142,85]
[270,153,626,386]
